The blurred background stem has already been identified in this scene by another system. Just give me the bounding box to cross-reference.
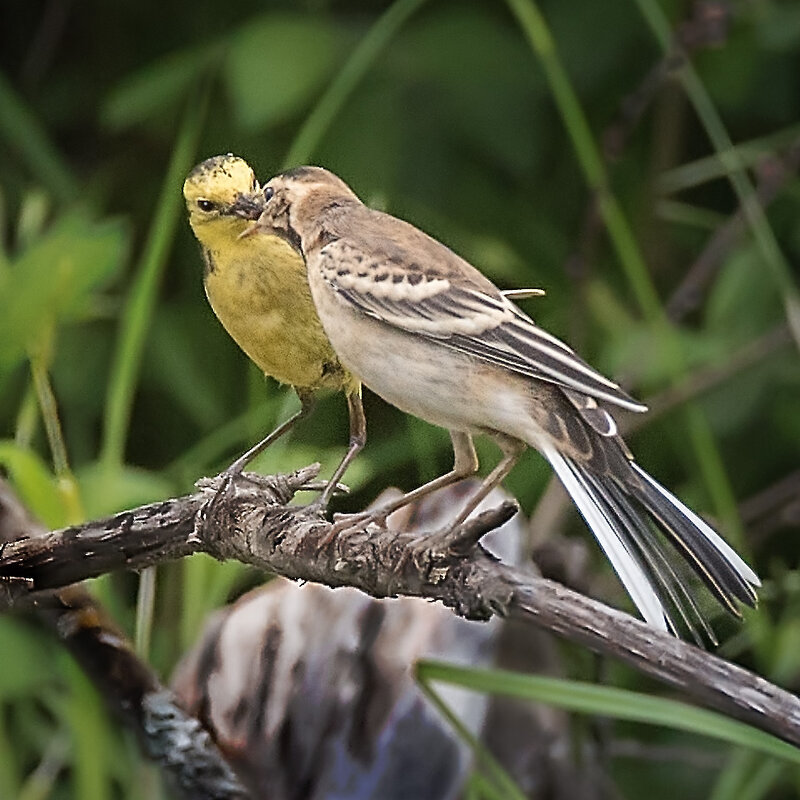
[506,0,746,545]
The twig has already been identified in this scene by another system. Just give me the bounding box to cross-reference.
[630,323,793,430]
[567,1,735,283]
[3,465,800,749]
[740,470,800,545]
[666,140,800,321]
[603,0,733,162]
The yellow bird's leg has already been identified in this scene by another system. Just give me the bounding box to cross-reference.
[328,431,479,536]
[201,390,317,539]
[223,389,315,478]
[316,387,366,508]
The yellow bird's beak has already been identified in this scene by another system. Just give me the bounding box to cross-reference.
[229,192,265,220]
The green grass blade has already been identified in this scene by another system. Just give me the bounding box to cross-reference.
[418,661,800,765]
[504,0,661,320]
[63,659,113,800]
[0,708,20,799]
[134,566,157,659]
[100,92,207,468]
[283,0,427,167]
[416,676,527,800]
[659,123,800,194]
[655,199,725,230]
[29,348,69,478]
[28,350,83,523]
[710,750,785,800]
[16,735,69,800]
[0,73,78,203]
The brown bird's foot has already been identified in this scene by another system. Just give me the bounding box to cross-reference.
[302,480,352,522]
[219,458,248,483]
[403,528,455,572]
[401,500,520,572]
[199,463,346,537]
[200,460,262,528]
[312,508,390,552]
[331,508,391,534]
[391,527,464,580]
[193,465,257,545]
[214,460,268,497]
[216,467,347,511]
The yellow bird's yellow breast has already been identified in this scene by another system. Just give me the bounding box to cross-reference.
[203,233,353,393]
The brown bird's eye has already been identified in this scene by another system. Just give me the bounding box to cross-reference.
[197,199,215,212]
[264,186,275,202]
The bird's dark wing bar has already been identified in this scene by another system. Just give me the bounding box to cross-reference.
[318,241,646,412]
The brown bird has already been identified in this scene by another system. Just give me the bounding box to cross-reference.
[248,165,759,638]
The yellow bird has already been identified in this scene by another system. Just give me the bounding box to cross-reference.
[183,154,364,501]
[250,165,759,638]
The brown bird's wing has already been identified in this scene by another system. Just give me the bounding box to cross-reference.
[313,205,646,413]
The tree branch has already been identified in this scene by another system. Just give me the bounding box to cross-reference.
[0,481,250,800]
[2,464,799,749]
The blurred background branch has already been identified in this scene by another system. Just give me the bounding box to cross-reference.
[0,479,249,800]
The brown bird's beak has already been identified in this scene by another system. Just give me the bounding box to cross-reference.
[237,220,260,240]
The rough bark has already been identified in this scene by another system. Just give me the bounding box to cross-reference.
[2,465,799,749]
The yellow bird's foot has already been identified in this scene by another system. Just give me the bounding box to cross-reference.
[300,480,350,502]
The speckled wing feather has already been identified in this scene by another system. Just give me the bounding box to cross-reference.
[313,205,646,412]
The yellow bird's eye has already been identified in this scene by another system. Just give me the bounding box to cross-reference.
[264,186,275,202]
[197,199,215,212]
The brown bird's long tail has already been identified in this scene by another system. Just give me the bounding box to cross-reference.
[540,442,760,641]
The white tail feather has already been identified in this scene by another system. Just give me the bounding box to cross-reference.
[542,443,669,631]
[630,463,760,588]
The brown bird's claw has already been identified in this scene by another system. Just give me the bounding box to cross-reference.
[331,508,390,536]
[399,500,520,573]
[300,479,350,497]
[301,483,352,522]
[405,526,466,572]
[312,508,389,552]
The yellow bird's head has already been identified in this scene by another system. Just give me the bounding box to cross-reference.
[183,154,265,248]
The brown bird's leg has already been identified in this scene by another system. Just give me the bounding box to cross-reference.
[418,434,525,554]
[316,388,367,508]
[222,389,316,478]
[329,431,479,535]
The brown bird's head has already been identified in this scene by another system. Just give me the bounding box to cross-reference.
[252,166,361,255]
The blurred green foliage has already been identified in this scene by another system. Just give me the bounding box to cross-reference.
[1,0,800,797]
